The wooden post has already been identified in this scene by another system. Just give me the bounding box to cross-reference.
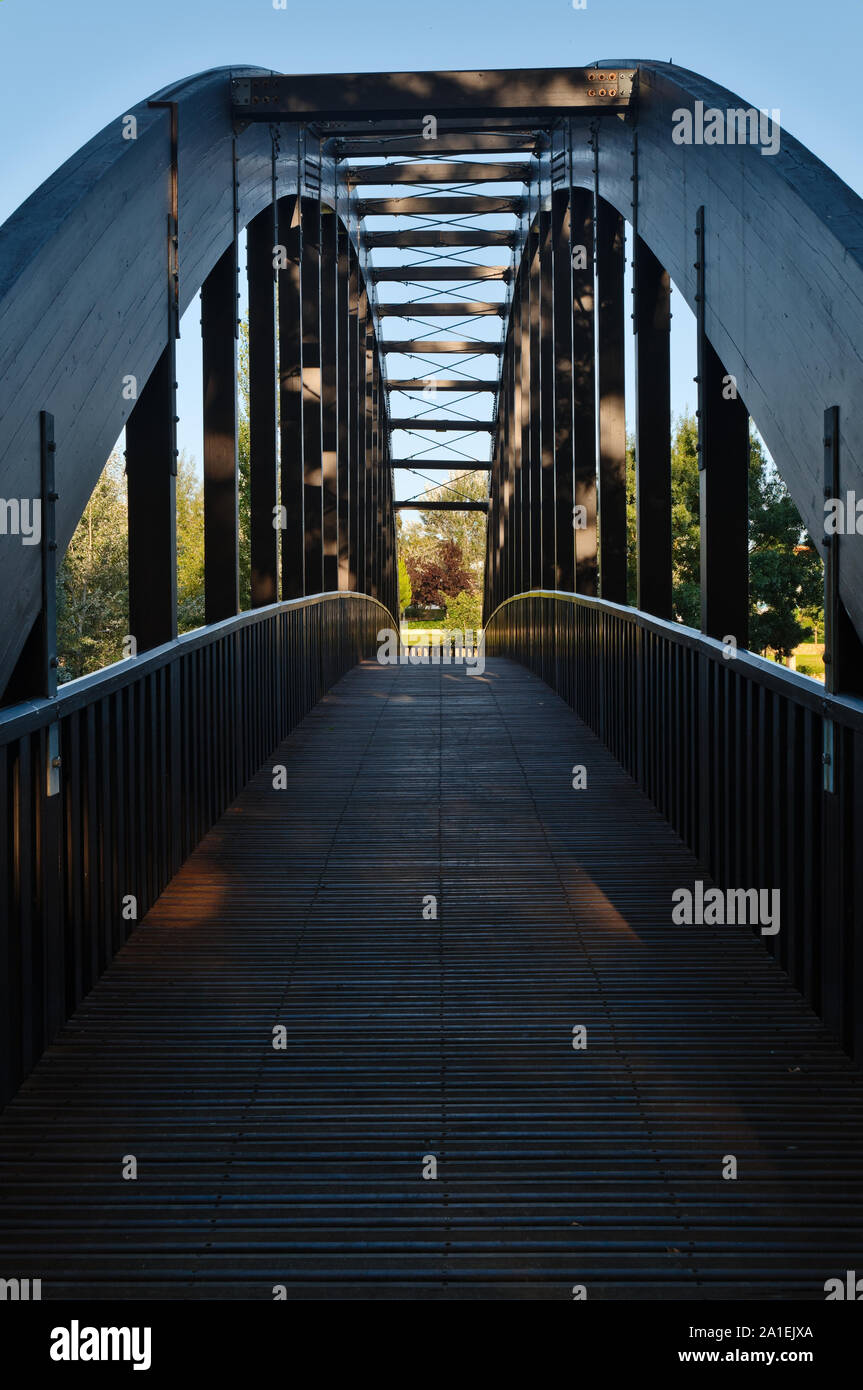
[337,224,351,590]
[247,206,279,607]
[371,352,382,600]
[348,254,361,591]
[571,187,597,597]
[302,197,323,595]
[364,310,375,595]
[698,340,749,643]
[202,243,239,624]
[513,286,526,596]
[634,235,672,620]
[127,345,178,649]
[320,206,339,593]
[277,194,304,599]
[528,228,542,588]
[552,189,575,594]
[823,405,863,695]
[596,195,627,604]
[540,211,556,591]
[696,206,749,645]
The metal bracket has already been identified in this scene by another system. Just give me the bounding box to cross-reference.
[148,100,180,341]
[539,140,553,214]
[231,133,241,340]
[629,131,639,329]
[630,129,639,238]
[46,721,61,798]
[40,409,61,796]
[232,77,251,108]
[270,124,280,206]
[822,715,835,795]
[40,410,58,701]
[695,205,706,469]
[823,403,840,696]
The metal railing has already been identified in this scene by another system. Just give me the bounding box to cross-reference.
[0,592,393,1106]
[485,590,863,1063]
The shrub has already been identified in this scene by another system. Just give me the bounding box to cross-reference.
[445,589,483,637]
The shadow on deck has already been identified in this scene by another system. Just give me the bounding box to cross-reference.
[0,658,861,1300]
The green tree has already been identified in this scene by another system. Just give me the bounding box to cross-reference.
[57,448,208,678]
[176,451,205,632]
[398,516,441,574]
[416,468,488,583]
[398,555,412,615]
[748,442,822,657]
[626,414,823,657]
[406,539,475,608]
[55,316,251,677]
[57,452,129,681]
[625,433,638,607]
[445,588,483,636]
[669,414,701,628]
[625,415,700,623]
[398,469,488,607]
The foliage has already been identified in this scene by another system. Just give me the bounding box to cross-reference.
[397,519,441,576]
[444,588,483,636]
[405,539,476,609]
[669,413,701,629]
[57,452,129,681]
[625,413,700,623]
[625,413,823,658]
[748,449,822,657]
[398,555,412,615]
[176,451,206,633]
[57,450,206,681]
[55,386,824,684]
[55,316,255,682]
[410,469,488,581]
[398,468,487,610]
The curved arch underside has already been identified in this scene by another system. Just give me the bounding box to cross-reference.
[1,60,862,693]
[572,59,863,632]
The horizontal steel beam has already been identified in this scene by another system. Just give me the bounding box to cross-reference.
[395,500,489,510]
[348,162,532,184]
[371,266,512,282]
[388,418,495,430]
[357,195,524,216]
[381,339,505,353]
[392,458,491,467]
[376,301,505,317]
[232,68,636,119]
[329,119,558,142]
[362,229,519,248]
[387,379,498,392]
[334,133,540,155]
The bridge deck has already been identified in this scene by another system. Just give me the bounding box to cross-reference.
[1,658,861,1300]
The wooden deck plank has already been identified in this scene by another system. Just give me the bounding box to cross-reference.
[0,657,861,1300]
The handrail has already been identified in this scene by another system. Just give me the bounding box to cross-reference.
[0,587,390,1105]
[565,59,863,642]
[484,588,863,1061]
[484,588,863,732]
[4,60,863,686]
[0,67,390,693]
[0,591,397,739]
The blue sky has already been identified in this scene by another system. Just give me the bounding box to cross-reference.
[2,0,861,497]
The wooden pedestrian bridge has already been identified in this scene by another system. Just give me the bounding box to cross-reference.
[0,62,862,1301]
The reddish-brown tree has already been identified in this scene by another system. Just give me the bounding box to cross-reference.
[405,540,476,608]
